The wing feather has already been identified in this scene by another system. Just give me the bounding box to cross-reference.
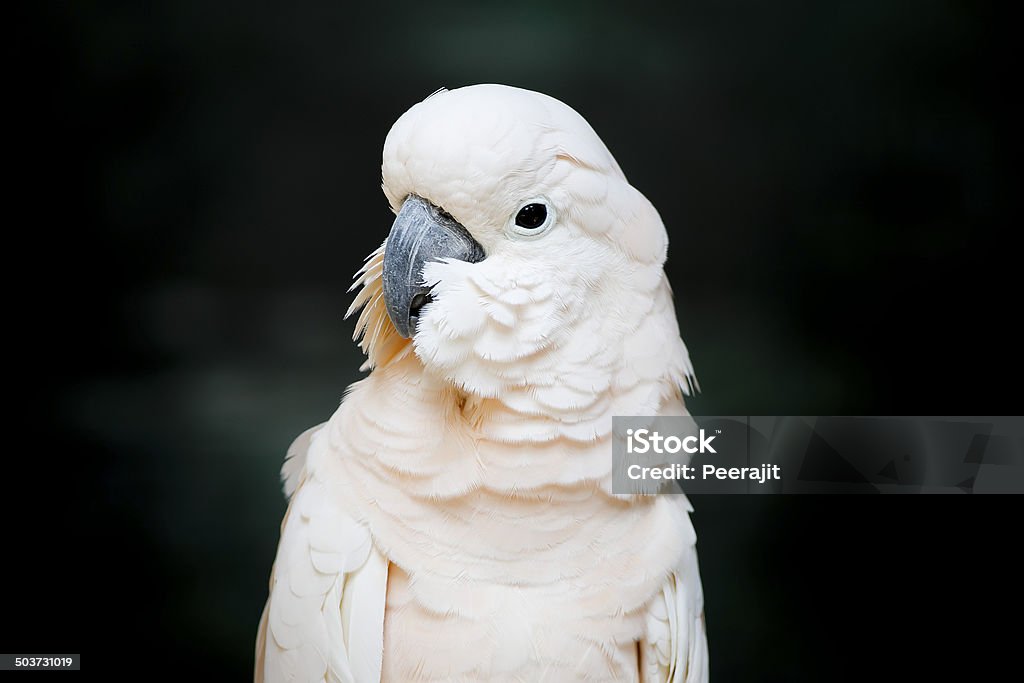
[256,434,388,683]
[640,527,709,682]
[342,546,389,683]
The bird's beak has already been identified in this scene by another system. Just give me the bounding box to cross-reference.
[382,194,485,338]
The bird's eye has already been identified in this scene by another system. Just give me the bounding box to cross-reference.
[508,198,555,238]
[514,203,547,230]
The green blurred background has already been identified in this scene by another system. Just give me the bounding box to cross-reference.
[11,0,1018,679]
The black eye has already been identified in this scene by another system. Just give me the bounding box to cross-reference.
[514,203,547,230]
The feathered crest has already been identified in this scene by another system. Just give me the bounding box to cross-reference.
[345,241,412,371]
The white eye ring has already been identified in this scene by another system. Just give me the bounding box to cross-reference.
[508,198,555,238]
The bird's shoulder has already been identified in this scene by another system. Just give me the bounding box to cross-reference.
[280,423,327,499]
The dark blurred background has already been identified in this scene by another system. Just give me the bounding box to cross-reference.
[9,0,1020,680]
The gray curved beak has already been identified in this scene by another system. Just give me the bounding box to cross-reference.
[382,195,486,338]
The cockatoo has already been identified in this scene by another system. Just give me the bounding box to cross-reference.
[255,84,708,683]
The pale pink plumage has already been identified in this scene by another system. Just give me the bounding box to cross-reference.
[256,84,708,683]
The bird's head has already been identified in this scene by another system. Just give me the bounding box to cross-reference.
[349,84,691,404]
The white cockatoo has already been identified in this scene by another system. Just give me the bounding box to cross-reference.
[255,84,708,683]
